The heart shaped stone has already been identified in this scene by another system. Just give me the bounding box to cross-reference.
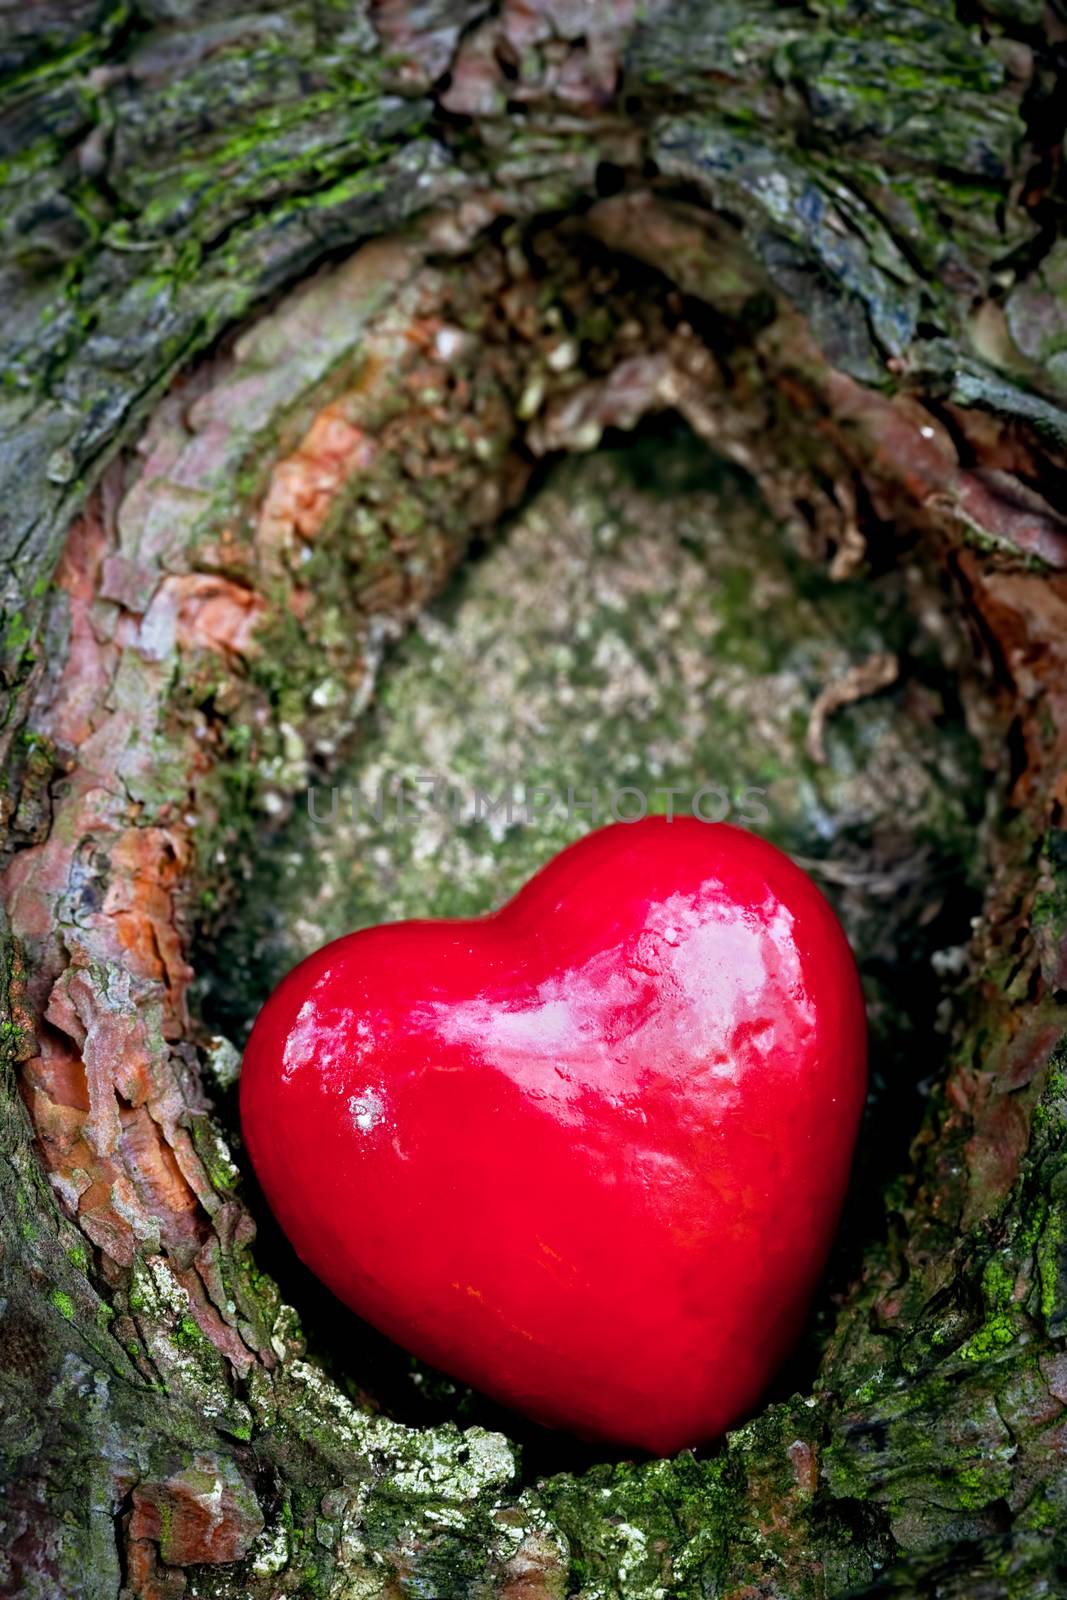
[240,817,866,1453]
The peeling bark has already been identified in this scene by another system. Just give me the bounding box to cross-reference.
[2,3,1067,1597]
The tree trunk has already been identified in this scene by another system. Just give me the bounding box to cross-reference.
[2,3,1067,1597]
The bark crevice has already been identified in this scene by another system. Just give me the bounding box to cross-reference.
[2,4,1066,1597]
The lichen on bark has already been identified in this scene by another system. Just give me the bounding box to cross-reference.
[2,2,1067,1597]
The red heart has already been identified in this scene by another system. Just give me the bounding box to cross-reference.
[241,817,866,1453]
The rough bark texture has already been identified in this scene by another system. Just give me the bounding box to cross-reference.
[2,3,1067,1597]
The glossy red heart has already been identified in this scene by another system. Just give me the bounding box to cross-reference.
[240,817,866,1454]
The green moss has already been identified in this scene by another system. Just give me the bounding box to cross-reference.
[950,1464,991,1511]
[133,90,415,239]
[3,612,32,657]
[540,1452,745,1597]
[1037,1202,1065,1325]
[175,1314,205,1349]
[0,1019,27,1057]
[955,1312,1018,1363]
[51,1290,75,1322]
[853,1372,887,1405]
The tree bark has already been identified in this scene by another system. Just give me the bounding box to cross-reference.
[2,3,1067,1597]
